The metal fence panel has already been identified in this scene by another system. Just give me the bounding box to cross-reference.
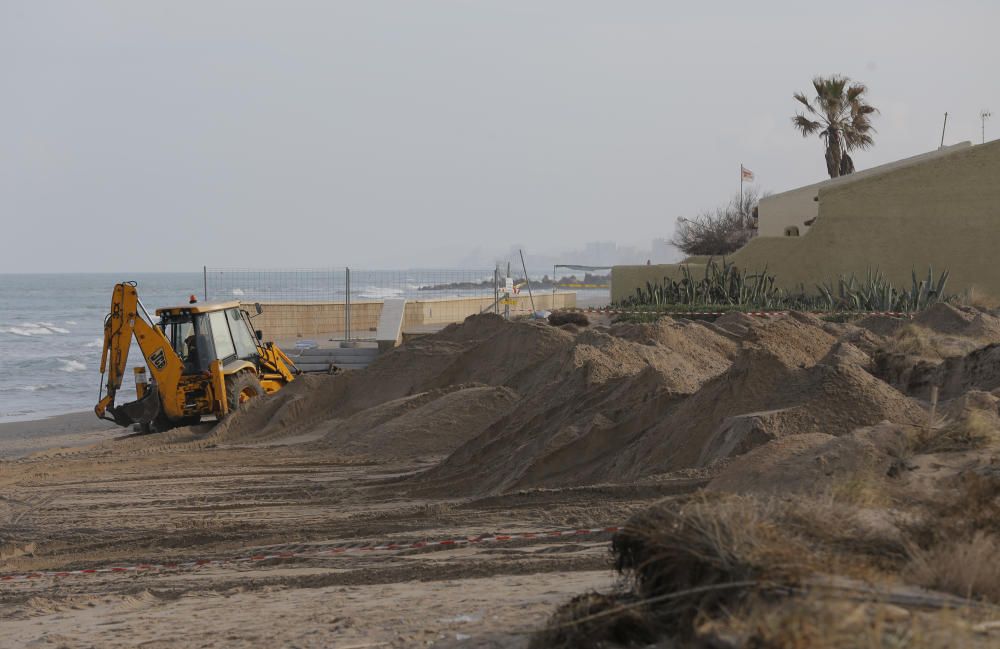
[205,268,499,342]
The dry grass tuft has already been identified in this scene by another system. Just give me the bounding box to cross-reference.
[907,533,1000,602]
[827,471,894,508]
[531,494,808,647]
[915,470,1000,543]
[909,408,1000,454]
[611,495,805,631]
[877,321,987,369]
[730,595,997,649]
[961,290,1000,311]
[883,324,940,358]
[909,409,1000,454]
[777,494,907,570]
[534,487,1000,647]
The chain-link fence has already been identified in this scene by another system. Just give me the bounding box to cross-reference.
[203,267,587,344]
[204,268,501,303]
[204,268,504,342]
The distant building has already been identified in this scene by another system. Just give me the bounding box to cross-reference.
[583,241,617,266]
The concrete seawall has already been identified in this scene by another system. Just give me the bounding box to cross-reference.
[247,292,577,341]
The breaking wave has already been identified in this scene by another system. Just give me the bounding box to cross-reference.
[59,359,87,373]
[20,384,54,392]
[357,287,405,299]
[2,322,71,336]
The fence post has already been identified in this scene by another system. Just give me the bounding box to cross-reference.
[345,266,351,342]
[203,266,208,302]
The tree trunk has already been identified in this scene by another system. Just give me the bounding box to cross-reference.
[840,152,855,175]
[824,129,842,178]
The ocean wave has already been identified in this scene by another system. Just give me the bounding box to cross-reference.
[231,288,245,296]
[85,338,104,348]
[19,384,54,392]
[66,320,78,325]
[59,359,86,373]
[3,322,71,336]
[357,287,405,299]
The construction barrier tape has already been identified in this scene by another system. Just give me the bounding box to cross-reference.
[554,308,913,318]
[0,525,622,583]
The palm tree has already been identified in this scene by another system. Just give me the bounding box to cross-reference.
[792,76,877,178]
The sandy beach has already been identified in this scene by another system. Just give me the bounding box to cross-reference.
[0,412,120,460]
[0,387,678,648]
[3,308,1000,647]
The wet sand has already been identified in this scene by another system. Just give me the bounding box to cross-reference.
[0,411,120,460]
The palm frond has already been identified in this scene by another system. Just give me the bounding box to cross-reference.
[793,92,818,115]
[792,115,823,136]
[844,131,875,151]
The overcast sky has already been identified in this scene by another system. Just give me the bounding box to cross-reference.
[2,1,997,272]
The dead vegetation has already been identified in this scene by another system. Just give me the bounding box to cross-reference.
[534,484,1000,648]
[908,407,1000,454]
[727,596,996,649]
[907,533,1000,602]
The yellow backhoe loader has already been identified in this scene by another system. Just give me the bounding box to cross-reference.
[95,281,298,432]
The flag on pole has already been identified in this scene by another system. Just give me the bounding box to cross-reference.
[741,165,755,181]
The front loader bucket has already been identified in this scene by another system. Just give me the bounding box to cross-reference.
[108,389,161,429]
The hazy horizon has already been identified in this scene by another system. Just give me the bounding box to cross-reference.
[2,1,997,273]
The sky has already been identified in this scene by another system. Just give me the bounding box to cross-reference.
[1,1,997,273]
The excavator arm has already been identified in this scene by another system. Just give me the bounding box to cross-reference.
[95,282,186,426]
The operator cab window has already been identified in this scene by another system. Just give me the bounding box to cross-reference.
[170,320,195,362]
[227,308,259,360]
[166,317,212,374]
[208,310,237,362]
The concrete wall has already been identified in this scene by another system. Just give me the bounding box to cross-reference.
[756,142,972,238]
[248,292,577,341]
[613,140,1000,303]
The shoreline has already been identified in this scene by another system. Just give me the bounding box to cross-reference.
[0,410,120,460]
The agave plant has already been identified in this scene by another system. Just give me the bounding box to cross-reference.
[620,261,951,314]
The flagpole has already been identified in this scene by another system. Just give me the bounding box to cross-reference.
[740,163,744,217]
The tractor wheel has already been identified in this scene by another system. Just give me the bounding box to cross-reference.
[224,372,265,416]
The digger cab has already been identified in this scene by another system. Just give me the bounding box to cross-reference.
[155,302,262,375]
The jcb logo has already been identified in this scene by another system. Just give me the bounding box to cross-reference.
[150,348,167,370]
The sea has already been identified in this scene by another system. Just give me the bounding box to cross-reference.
[1,272,609,424]
[0,273,203,423]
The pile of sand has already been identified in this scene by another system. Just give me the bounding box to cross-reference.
[408,313,925,496]
[705,423,908,496]
[212,308,1000,498]
[215,315,738,487]
[914,302,1000,340]
[868,305,1000,399]
[926,343,1000,399]
[311,384,519,460]
[210,315,565,445]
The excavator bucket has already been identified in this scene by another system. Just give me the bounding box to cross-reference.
[108,389,161,428]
